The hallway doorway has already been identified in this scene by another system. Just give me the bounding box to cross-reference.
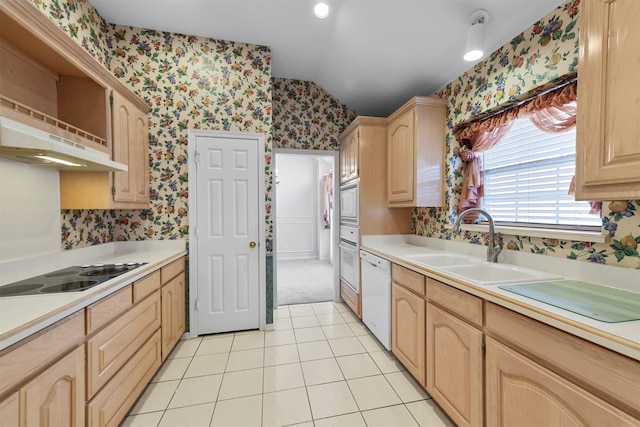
[273,149,339,307]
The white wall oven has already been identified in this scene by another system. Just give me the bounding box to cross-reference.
[339,225,359,293]
[339,181,358,225]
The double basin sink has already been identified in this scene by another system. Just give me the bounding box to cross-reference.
[405,253,562,286]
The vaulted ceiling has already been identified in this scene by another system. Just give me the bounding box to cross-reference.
[91,0,566,116]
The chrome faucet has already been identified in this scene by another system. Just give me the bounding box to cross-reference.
[453,208,503,263]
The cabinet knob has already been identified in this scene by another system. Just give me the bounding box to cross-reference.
[249,241,256,248]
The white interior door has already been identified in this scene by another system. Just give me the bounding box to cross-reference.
[192,132,263,334]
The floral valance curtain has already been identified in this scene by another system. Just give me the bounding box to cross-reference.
[455,81,582,222]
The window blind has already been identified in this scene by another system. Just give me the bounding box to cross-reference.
[482,117,601,228]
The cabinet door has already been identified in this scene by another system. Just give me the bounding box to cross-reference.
[340,127,359,183]
[427,303,483,427]
[161,273,186,359]
[23,346,85,427]
[387,110,415,204]
[112,91,150,206]
[391,282,425,385]
[0,391,19,427]
[576,0,640,200]
[486,338,638,427]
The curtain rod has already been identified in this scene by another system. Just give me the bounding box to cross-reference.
[452,73,577,135]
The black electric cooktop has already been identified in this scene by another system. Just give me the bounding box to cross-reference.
[0,262,147,297]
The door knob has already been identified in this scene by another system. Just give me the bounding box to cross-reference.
[249,241,256,248]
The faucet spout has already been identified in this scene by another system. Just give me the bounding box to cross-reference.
[453,208,503,263]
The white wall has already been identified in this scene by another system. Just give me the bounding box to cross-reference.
[275,153,335,261]
[0,159,61,261]
[317,157,333,261]
[276,154,318,260]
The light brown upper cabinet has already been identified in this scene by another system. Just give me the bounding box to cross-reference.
[387,97,446,207]
[59,91,150,209]
[338,116,413,236]
[0,0,150,209]
[111,91,150,206]
[339,125,359,184]
[0,8,111,155]
[576,0,640,200]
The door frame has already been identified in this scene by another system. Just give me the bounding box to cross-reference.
[272,148,340,307]
[187,129,266,338]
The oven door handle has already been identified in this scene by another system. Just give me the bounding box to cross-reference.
[339,240,357,250]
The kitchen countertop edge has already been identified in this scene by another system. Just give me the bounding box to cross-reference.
[361,238,640,362]
[0,242,187,351]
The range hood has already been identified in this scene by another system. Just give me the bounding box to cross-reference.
[0,117,127,172]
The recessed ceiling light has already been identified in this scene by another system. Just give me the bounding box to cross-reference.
[314,3,330,19]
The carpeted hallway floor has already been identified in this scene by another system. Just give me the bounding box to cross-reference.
[277,258,334,306]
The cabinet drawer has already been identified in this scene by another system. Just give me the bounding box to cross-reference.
[161,258,185,284]
[427,278,483,328]
[486,302,640,418]
[133,270,160,303]
[86,285,132,333]
[87,290,160,398]
[0,312,84,396]
[392,264,425,296]
[87,329,162,427]
[340,280,360,318]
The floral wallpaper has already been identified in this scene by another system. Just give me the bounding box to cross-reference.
[29,0,112,67]
[30,0,637,269]
[29,0,355,255]
[272,78,356,150]
[414,0,640,269]
[28,0,274,250]
[107,27,273,249]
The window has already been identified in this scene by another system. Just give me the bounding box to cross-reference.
[481,116,600,229]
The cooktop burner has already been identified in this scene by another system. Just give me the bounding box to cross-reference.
[0,262,147,297]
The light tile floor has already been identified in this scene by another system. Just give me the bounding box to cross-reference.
[121,301,456,427]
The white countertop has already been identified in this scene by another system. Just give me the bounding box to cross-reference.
[361,235,640,361]
[0,240,187,350]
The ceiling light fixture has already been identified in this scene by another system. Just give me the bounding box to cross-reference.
[464,9,489,62]
[313,2,330,19]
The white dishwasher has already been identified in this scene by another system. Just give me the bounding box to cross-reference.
[360,250,392,350]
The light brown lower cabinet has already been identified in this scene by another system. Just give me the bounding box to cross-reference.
[87,289,161,398]
[0,391,19,427]
[0,345,86,427]
[86,330,162,427]
[160,257,186,359]
[0,312,85,427]
[0,258,187,427]
[22,345,86,427]
[391,282,425,385]
[486,337,638,426]
[340,279,361,319]
[426,303,483,427]
[387,268,640,427]
[162,274,186,359]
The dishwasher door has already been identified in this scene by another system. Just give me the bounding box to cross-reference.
[360,250,392,350]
